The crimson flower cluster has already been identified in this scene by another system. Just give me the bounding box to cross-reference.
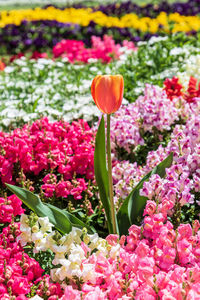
[0,195,24,223]
[0,117,95,201]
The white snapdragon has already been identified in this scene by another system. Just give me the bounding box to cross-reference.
[38,216,53,233]
[31,231,47,253]
[17,215,119,285]
[17,214,32,246]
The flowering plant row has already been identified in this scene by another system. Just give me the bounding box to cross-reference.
[0,35,136,66]
[83,0,200,17]
[0,34,200,130]
[1,6,200,35]
[1,4,200,55]
[1,189,200,299]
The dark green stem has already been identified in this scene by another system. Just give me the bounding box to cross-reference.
[107,114,118,234]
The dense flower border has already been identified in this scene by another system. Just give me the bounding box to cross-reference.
[1,34,200,130]
[4,35,136,65]
[70,0,200,18]
[1,6,200,35]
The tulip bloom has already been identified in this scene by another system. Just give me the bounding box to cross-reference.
[92,74,124,234]
[91,75,124,114]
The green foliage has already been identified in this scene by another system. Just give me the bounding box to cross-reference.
[6,183,93,234]
[94,116,113,233]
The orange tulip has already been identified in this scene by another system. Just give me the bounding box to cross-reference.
[91,75,124,114]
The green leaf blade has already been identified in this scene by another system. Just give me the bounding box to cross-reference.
[94,116,112,233]
[6,184,71,234]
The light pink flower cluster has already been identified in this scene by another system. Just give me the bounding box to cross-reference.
[112,161,146,205]
[53,35,137,63]
[0,117,94,201]
[60,218,200,299]
[146,110,200,182]
[136,84,179,132]
[111,85,200,208]
[0,196,63,299]
[110,84,180,156]
[110,104,144,154]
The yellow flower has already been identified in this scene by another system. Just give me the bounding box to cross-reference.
[0,7,200,35]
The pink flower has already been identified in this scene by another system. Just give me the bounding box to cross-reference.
[61,286,81,300]
[143,200,157,216]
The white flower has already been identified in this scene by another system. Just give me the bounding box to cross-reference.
[4,66,15,73]
[30,296,44,300]
[82,263,96,283]
[109,243,120,259]
[38,216,53,233]
[68,244,85,265]
[56,258,82,280]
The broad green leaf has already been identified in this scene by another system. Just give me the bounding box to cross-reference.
[117,153,173,235]
[6,184,90,234]
[94,116,112,233]
[46,203,95,234]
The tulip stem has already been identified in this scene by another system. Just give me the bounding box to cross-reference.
[106,114,118,234]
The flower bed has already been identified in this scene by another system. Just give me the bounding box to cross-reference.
[0,34,200,129]
[1,2,200,298]
[2,77,200,297]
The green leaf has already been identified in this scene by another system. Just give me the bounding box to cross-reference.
[94,116,112,233]
[117,153,173,235]
[6,184,92,234]
[46,203,95,234]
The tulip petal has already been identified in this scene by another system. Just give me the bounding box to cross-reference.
[91,75,124,114]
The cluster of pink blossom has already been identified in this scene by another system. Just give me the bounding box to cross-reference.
[60,218,200,299]
[110,104,144,154]
[112,161,146,205]
[110,84,181,155]
[136,84,180,132]
[0,117,95,201]
[19,208,200,299]
[0,195,63,299]
[145,101,200,175]
[53,35,137,63]
[111,85,200,207]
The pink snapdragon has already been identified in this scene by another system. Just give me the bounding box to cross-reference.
[0,117,95,202]
[0,195,24,223]
[53,35,137,63]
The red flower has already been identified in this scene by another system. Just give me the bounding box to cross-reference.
[163,77,183,100]
[10,53,24,63]
[30,51,48,59]
[184,76,200,103]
